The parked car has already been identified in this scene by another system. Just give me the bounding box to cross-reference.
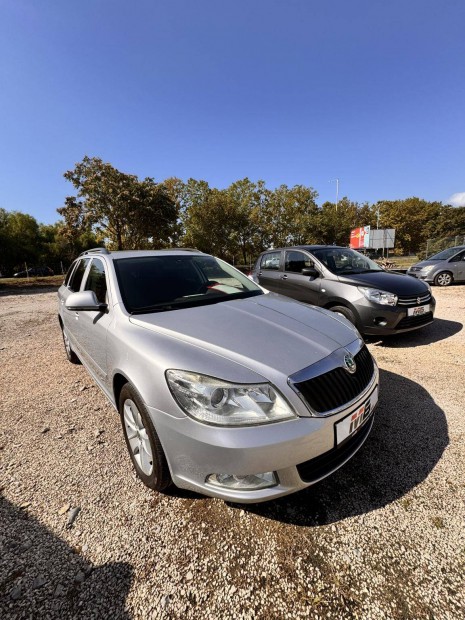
[250,245,435,336]
[13,266,54,278]
[407,246,465,286]
[58,248,379,503]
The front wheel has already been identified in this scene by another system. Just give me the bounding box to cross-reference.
[119,384,172,492]
[330,305,357,326]
[61,326,80,364]
[434,271,453,287]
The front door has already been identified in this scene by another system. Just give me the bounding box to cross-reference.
[256,251,283,293]
[280,250,322,305]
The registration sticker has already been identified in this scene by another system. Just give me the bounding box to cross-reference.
[335,386,378,445]
[408,304,429,316]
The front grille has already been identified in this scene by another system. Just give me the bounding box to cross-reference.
[296,415,374,483]
[293,346,374,414]
[397,292,431,306]
[396,311,434,330]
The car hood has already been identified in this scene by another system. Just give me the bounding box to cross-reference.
[129,293,360,377]
[409,260,440,269]
[338,270,430,294]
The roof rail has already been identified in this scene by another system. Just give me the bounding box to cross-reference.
[78,247,110,257]
[165,247,202,253]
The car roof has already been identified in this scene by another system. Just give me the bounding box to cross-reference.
[261,245,346,253]
[78,248,205,260]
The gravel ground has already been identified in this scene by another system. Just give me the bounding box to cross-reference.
[1,286,464,619]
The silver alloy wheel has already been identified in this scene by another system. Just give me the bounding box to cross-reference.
[436,272,452,286]
[123,398,153,476]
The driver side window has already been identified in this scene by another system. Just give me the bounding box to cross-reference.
[284,251,312,273]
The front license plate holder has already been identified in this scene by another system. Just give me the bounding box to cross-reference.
[408,304,429,316]
[335,386,378,446]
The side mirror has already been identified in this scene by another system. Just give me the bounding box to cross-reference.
[301,267,320,278]
[65,290,108,312]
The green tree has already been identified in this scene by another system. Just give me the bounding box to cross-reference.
[376,198,442,254]
[259,184,319,248]
[59,156,177,250]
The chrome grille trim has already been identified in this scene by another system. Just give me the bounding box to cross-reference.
[288,340,378,418]
[397,292,431,306]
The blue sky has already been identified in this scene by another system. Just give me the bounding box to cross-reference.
[1,0,464,224]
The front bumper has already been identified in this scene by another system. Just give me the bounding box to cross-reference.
[356,297,436,335]
[147,370,379,503]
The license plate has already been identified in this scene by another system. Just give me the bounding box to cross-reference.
[335,387,378,445]
[408,304,429,316]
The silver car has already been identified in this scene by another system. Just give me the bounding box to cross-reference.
[58,248,379,503]
[407,246,465,286]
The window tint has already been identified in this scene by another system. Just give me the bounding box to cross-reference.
[84,258,108,304]
[68,258,90,292]
[260,252,281,270]
[64,262,78,286]
[284,251,312,273]
[114,255,262,313]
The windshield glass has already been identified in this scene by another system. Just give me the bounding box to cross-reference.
[114,255,263,313]
[427,247,464,260]
[311,248,383,275]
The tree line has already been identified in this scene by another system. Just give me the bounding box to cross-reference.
[1,155,464,275]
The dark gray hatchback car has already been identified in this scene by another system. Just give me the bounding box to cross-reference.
[250,245,435,336]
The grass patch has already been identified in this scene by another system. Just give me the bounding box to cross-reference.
[0,275,64,291]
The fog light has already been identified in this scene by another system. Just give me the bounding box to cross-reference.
[206,471,277,490]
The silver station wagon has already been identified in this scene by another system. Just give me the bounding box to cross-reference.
[58,248,379,503]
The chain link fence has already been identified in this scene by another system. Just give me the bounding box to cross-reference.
[425,235,465,258]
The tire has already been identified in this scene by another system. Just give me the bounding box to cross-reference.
[330,305,357,326]
[119,383,172,492]
[434,271,453,287]
[61,325,80,364]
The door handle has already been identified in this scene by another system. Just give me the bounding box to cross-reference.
[74,312,79,320]
[281,274,288,280]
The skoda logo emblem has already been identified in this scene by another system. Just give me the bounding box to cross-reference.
[344,353,357,374]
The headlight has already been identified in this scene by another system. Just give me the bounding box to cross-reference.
[358,287,398,306]
[420,265,435,274]
[166,370,297,426]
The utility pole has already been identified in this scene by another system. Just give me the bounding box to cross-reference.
[330,178,339,211]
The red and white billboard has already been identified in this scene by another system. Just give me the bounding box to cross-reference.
[350,226,370,249]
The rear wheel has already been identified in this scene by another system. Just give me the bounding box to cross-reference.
[330,305,357,326]
[434,271,453,287]
[119,383,172,492]
[61,326,80,364]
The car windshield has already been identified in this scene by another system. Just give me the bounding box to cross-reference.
[311,248,383,275]
[426,247,464,260]
[114,255,263,313]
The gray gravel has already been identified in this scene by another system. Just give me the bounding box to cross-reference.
[1,286,464,619]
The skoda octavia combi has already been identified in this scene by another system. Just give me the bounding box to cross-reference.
[58,248,379,503]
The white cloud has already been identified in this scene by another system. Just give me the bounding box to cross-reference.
[447,192,465,207]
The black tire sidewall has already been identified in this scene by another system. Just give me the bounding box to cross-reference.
[331,305,357,326]
[118,383,171,491]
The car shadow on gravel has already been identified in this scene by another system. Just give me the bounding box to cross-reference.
[0,496,133,619]
[366,318,462,348]
[233,369,449,526]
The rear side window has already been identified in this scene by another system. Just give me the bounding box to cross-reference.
[84,258,108,304]
[260,252,281,270]
[68,258,90,292]
[285,251,312,273]
[64,262,77,287]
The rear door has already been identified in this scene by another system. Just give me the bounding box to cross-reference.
[60,258,91,351]
[280,250,322,305]
[255,251,283,293]
[76,257,113,384]
[450,250,465,281]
